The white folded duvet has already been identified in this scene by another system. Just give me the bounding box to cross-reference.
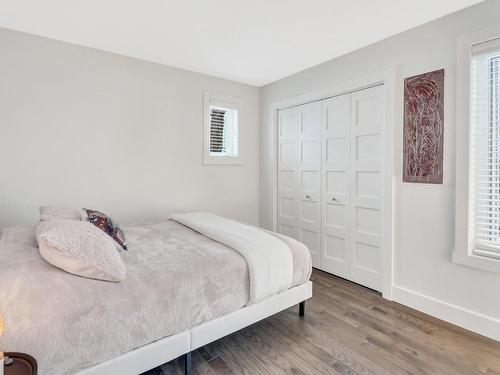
[170,212,294,304]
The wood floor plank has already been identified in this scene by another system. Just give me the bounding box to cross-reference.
[267,312,391,375]
[312,270,500,373]
[144,269,500,375]
[256,320,342,375]
[311,287,481,374]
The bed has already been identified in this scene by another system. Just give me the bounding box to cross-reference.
[0,214,312,375]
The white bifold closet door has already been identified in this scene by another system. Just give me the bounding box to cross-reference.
[321,93,351,279]
[348,86,384,291]
[278,102,322,267]
[278,85,384,291]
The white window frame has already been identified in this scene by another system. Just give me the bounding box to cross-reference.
[203,91,241,165]
[454,25,500,273]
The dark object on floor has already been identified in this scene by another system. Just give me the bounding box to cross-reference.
[4,352,37,375]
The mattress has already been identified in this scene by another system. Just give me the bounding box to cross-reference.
[0,220,311,375]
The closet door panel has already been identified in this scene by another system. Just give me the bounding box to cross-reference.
[298,102,322,267]
[278,85,385,292]
[321,94,350,278]
[349,85,384,291]
[278,108,300,240]
[299,102,322,169]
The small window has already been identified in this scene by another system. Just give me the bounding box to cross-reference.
[204,92,240,165]
[470,37,500,260]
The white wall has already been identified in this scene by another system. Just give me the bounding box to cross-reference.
[260,0,500,340]
[0,27,260,229]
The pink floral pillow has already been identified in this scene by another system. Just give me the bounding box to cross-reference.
[82,208,127,250]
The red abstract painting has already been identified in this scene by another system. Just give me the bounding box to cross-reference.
[403,69,444,184]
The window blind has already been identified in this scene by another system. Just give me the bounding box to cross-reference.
[210,108,226,153]
[471,37,500,259]
[209,105,238,157]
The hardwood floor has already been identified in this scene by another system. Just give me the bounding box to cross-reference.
[147,269,500,375]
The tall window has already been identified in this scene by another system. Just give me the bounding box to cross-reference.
[471,38,500,259]
[204,92,240,165]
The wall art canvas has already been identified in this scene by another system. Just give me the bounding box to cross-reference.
[403,69,444,184]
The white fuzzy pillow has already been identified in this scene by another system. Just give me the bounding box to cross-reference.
[39,206,82,221]
[36,220,126,282]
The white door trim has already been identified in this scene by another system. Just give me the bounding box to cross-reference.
[269,67,403,300]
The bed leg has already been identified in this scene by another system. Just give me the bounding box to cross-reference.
[184,352,192,375]
[299,301,305,317]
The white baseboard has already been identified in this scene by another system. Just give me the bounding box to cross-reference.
[392,285,500,342]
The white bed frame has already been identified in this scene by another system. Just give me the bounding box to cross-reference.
[77,281,312,375]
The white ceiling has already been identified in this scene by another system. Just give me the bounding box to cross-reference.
[0,0,485,86]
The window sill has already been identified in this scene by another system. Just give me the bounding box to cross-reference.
[452,249,500,274]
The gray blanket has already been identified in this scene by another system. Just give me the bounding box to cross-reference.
[0,220,311,374]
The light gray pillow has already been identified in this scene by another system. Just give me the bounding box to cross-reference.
[39,206,82,221]
[1,225,38,247]
[36,220,126,282]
